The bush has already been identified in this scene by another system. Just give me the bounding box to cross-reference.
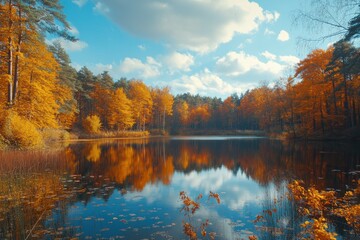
[41,129,71,142]
[82,115,102,134]
[1,112,43,148]
[0,134,7,149]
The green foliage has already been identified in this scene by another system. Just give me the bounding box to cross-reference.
[1,111,43,148]
[82,115,102,134]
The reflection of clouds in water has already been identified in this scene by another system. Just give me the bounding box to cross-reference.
[177,167,233,190]
[114,166,268,239]
[125,166,265,211]
[124,184,165,204]
[174,166,264,210]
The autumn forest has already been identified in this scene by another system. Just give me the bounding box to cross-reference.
[0,1,360,148]
[0,0,360,239]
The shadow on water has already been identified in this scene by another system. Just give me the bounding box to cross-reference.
[0,137,359,239]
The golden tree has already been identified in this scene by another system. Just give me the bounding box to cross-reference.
[128,80,153,131]
[108,88,134,130]
[151,86,174,131]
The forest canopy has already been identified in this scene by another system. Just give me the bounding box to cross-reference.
[0,0,360,148]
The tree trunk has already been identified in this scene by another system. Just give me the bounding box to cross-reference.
[163,109,166,131]
[7,0,13,105]
[343,72,350,127]
[320,97,325,134]
[13,7,22,104]
[331,77,338,115]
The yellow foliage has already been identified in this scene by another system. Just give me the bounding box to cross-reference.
[12,30,64,128]
[82,115,102,134]
[83,143,102,162]
[108,88,134,130]
[128,80,153,130]
[0,111,43,148]
[288,180,360,238]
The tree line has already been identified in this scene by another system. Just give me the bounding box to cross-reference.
[1,0,360,147]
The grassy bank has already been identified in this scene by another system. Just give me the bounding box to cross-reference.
[75,130,150,139]
[268,127,360,141]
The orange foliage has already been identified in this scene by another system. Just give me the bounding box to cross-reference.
[107,88,134,130]
[179,191,220,240]
[128,80,153,131]
[82,115,102,134]
[288,180,360,238]
[189,104,211,128]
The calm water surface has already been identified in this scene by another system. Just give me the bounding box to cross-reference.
[0,136,359,239]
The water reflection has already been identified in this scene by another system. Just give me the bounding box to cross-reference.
[0,137,359,239]
[65,138,359,191]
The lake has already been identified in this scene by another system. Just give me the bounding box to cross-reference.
[0,136,359,239]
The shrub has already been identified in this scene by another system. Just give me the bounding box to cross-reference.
[41,129,71,142]
[82,115,102,134]
[1,112,43,148]
[0,134,7,149]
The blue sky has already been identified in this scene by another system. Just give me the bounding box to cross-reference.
[55,0,339,98]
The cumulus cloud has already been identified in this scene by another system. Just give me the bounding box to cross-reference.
[72,0,88,7]
[171,69,247,97]
[261,51,277,60]
[216,51,284,76]
[94,63,113,74]
[277,30,290,41]
[264,11,280,22]
[119,57,161,78]
[264,28,275,35]
[138,45,146,51]
[161,52,194,73]
[94,0,280,53]
[279,55,300,66]
[47,38,88,52]
[93,2,110,13]
[68,25,79,36]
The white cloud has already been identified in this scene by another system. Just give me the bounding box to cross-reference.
[72,0,88,7]
[68,25,79,36]
[161,52,194,73]
[277,30,290,42]
[279,55,300,65]
[138,45,146,51]
[93,2,110,13]
[47,38,88,52]
[171,69,246,97]
[327,41,335,48]
[119,57,161,78]
[216,51,284,76]
[264,28,275,35]
[94,0,280,53]
[95,63,113,73]
[264,11,280,22]
[71,63,83,71]
[261,51,277,61]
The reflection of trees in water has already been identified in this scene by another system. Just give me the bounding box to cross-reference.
[0,151,69,239]
[0,139,358,238]
[66,139,360,192]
